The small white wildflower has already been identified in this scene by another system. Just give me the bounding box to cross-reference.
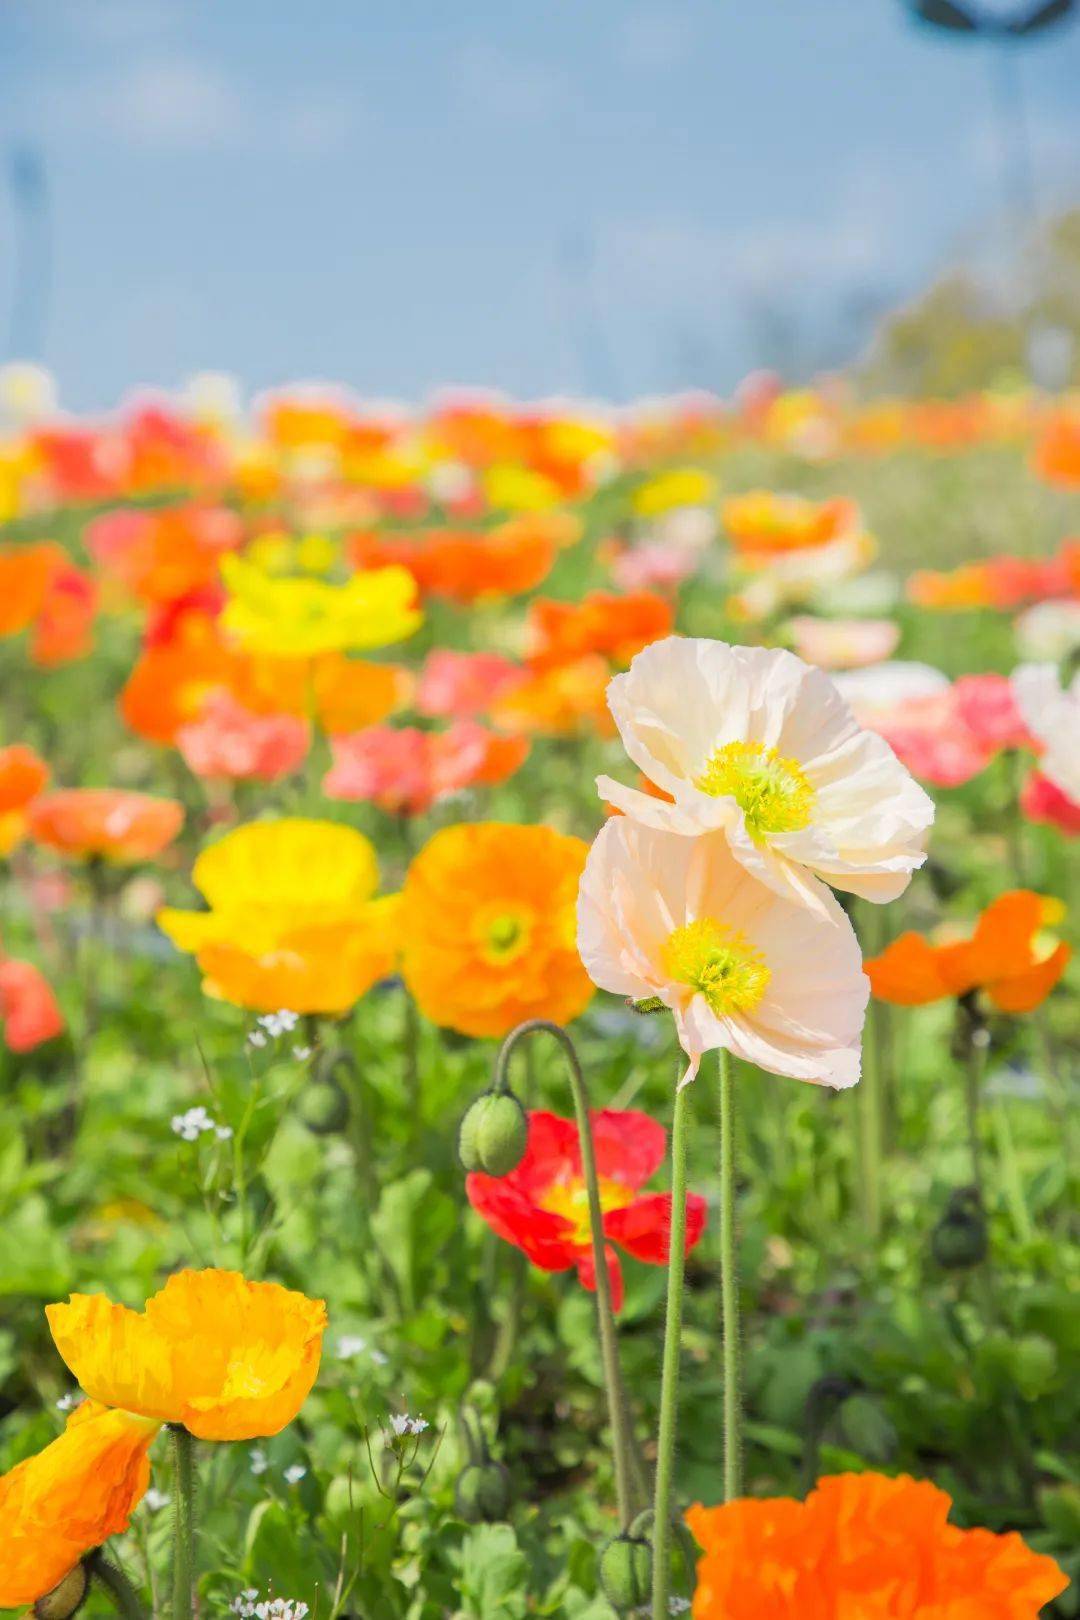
[247,1029,268,1050]
[258,1009,300,1039]
[55,1391,83,1413]
[283,1463,307,1485]
[231,1595,308,1620]
[387,1411,428,1441]
[292,1044,313,1061]
[336,1334,369,1359]
[249,1447,269,1475]
[171,1105,229,1143]
[144,1487,171,1513]
[370,1349,389,1367]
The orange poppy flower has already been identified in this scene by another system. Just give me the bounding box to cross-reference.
[490,654,614,738]
[698,1470,1065,1617]
[525,589,674,672]
[686,1471,1067,1620]
[1033,407,1080,488]
[0,1400,159,1608]
[310,654,413,733]
[46,1268,327,1442]
[349,511,575,604]
[400,821,593,1037]
[722,492,857,556]
[0,953,65,1051]
[120,622,241,744]
[29,789,184,862]
[0,541,63,637]
[31,560,97,667]
[865,890,1070,1013]
[0,743,49,814]
[85,503,244,606]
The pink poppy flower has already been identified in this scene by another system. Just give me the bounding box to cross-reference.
[415,650,525,719]
[874,692,997,788]
[952,673,1034,751]
[787,616,899,671]
[176,694,310,783]
[1021,770,1080,836]
[323,721,528,815]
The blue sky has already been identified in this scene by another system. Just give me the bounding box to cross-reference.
[3,0,1080,409]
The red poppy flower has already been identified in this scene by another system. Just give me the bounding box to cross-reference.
[1022,769,1080,835]
[0,952,65,1051]
[466,1108,707,1310]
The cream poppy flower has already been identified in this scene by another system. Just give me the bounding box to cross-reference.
[596,637,933,911]
[1012,663,1080,802]
[577,819,868,1087]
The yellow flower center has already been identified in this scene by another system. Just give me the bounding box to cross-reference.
[539,1175,634,1247]
[479,907,533,966]
[695,740,814,840]
[662,918,771,1016]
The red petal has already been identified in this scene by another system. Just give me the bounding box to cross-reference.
[589,1108,666,1189]
[465,1172,577,1272]
[604,1192,708,1265]
[576,1244,624,1312]
[513,1110,581,1199]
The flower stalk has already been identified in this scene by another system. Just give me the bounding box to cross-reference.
[717,1047,742,1502]
[650,1077,690,1620]
[491,1020,643,1527]
[170,1425,197,1620]
[87,1552,147,1620]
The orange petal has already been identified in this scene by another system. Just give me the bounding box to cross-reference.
[864,933,953,1005]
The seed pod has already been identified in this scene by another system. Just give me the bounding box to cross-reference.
[454,1459,512,1523]
[932,1186,988,1269]
[34,1564,89,1620]
[457,1090,528,1176]
[598,1533,653,1613]
[299,1076,350,1135]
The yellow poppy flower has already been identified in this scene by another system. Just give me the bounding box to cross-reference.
[46,1269,327,1442]
[157,818,400,1012]
[220,554,421,658]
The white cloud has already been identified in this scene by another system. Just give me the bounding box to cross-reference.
[453,43,566,125]
[105,58,248,147]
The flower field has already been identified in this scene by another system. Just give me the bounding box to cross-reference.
[0,373,1078,1618]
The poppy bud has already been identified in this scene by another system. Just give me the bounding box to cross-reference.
[628,995,665,1014]
[932,1187,987,1269]
[34,1564,88,1620]
[298,1076,350,1135]
[454,1459,512,1522]
[458,1090,527,1177]
[598,1533,652,1612]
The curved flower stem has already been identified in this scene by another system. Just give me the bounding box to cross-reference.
[650,1078,689,1620]
[493,1019,639,1526]
[88,1552,148,1620]
[170,1425,198,1620]
[717,1047,742,1503]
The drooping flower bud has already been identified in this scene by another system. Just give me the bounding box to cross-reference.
[34,1564,88,1620]
[932,1186,988,1270]
[298,1076,350,1135]
[457,1090,527,1176]
[598,1533,652,1613]
[454,1459,512,1523]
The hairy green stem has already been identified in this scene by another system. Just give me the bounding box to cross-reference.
[170,1425,197,1620]
[493,1019,640,1525]
[717,1048,742,1502]
[964,1027,987,1202]
[88,1552,147,1620]
[859,1001,883,1242]
[651,1080,690,1620]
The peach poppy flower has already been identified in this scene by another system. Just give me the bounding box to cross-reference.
[29,789,183,862]
[525,589,674,673]
[47,1268,327,1442]
[865,890,1070,1013]
[401,821,593,1037]
[0,540,63,637]
[176,693,310,782]
[686,1471,1067,1620]
[0,1401,160,1608]
[786,616,899,671]
[0,954,65,1050]
[324,722,528,815]
[415,650,525,718]
[578,818,867,1087]
[597,638,933,911]
[157,817,399,1013]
